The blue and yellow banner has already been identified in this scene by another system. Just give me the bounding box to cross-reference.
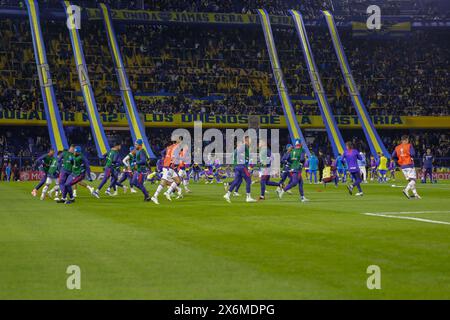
[290,10,345,157]
[99,3,156,158]
[85,8,293,27]
[323,10,389,159]
[1,111,449,130]
[257,9,310,155]
[25,0,68,152]
[62,1,110,158]
[352,21,411,37]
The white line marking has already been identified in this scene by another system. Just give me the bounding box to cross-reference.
[363,211,450,215]
[362,212,450,225]
[389,185,450,190]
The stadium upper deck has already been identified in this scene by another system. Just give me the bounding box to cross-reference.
[2,0,449,18]
[0,18,449,117]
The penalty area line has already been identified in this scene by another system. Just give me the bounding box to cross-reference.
[361,212,450,225]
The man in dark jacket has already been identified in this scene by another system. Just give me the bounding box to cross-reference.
[318,151,326,182]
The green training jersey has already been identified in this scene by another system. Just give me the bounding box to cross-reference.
[259,146,271,168]
[48,157,59,176]
[72,155,86,176]
[127,153,136,169]
[289,147,304,171]
[42,155,53,173]
[136,149,148,173]
[233,145,249,166]
[105,150,119,169]
[61,151,74,172]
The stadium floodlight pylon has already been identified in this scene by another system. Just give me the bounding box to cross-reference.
[99,3,156,159]
[62,0,110,158]
[257,9,310,156]
[290,10,345,157]
[322,10,390,159]
[24,0,68,152]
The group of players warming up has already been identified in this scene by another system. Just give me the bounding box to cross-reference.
[32,145,93,204]
[31,135,421,204]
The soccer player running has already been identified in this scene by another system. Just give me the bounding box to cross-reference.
[31,149,55,197]
[57,145,75,203]
[358,152,368,183]
[258,140,280,201]
[224,136,256,203]
[40,151,61,200]
[279,144,293,185]
[58,146,92,204]
[151,138,183,204]
[92,143,123,198]
[343,142,364,196]
[130,139,151,201]
[117,146,138,193]
[276,140,309,202]
[177,146,191,193]
[277,144,294,194]
[392,135,421,199]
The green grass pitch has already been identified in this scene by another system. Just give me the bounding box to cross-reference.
[0,178,449,300]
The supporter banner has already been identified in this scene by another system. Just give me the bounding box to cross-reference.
[323,10,389,159]
[62,0,110,158]
[418,169,450,181]
[1,112,450,129]
[25,0,68,152]
[18,169,450,181]
[290,10,345,157]
[99,3,156,158]
[258,9,310,155]
[1,7,446,28]
[20,171,45,182]
[85,8,293,27]
[19,170,99,181]
[352,21,411,37]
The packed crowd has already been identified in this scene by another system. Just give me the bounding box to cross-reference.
[0,0,332,17]
[336,0,450,19]
[2,0,448,19]
[0,18,449,117]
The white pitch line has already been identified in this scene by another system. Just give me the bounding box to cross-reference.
[389,185,450,190]
[362,212,450,225]
[363,211,450,215]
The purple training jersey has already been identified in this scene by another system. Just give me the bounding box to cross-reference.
[343,149,362,173]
